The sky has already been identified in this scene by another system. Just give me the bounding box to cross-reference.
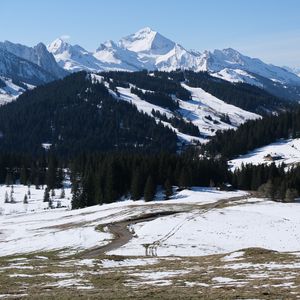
[1,0,300,67]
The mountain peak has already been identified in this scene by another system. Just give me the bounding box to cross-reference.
[47,38,70,54]
[136,26,156,34]
[119,27,175,54]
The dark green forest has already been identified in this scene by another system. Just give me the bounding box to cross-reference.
[0,70,299,209]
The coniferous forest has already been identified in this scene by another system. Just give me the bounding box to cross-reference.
[0,70,299,209]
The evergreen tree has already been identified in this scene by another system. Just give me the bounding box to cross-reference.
[60,188,65,199]
[130,169,143,200]
[144,176,156,202]
[179,168,190,189]
[5,171,13,187]
[46,156,57,190]
[20,166,27,185]
[43,188,50,202]
[4,191,9,203]
[71,179,83,209]
[164,178,173,200]
[9,190,15,203]
[285,188,298,202]
[23,194,28,204]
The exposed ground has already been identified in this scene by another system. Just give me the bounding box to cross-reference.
[1,188,300,298]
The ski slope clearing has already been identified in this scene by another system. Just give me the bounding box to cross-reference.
[0,186,246,257]
[229,138,300,171]
[107,79,259,143]
[180,84,260,137]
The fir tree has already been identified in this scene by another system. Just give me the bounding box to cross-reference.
[46,156,57,190]
[285,188,298,202]
[71,179,83,209]
[60,188,65,199]
[4,191,9,203]
[43,188,50,202]
[20,166,27,185]
[164,179,173,200]
[5,171,13,187]
[130,169,143,200]
[144,176,156,202]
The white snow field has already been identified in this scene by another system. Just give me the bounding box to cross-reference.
[2,184,300,259]
[111,199,300,257]
[95,76,259,143]
[0,186,246,257]
[229,138,300,171]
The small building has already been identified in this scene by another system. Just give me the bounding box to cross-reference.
[218,183,235,191]
[263,153,283,162]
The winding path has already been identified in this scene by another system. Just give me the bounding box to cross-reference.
[81,193,253,258]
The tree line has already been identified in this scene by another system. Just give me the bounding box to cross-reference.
[70,151,229,209]
[204,108,300,159]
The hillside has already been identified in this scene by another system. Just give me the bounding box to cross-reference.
[0,72,178,156]
[0,70,290,156]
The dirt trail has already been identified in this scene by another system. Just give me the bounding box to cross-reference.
[81,193,252,258]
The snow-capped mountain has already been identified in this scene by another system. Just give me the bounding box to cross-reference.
[283,66,300,78]
[47,27,300,95]
[0,42,67,104]
[0,48,56,85]
[1,27,300,104]
[0,41,67,79]
[0,76,31,104]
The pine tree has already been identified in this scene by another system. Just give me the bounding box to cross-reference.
[104,163,117,204]
[164,179,173,200]
[71,179,83,209]
[9,190,14,203]
[23,194,28,204]
[179,168,190,189]
[4,191,9,203]
[5,171,13,187]
[144,176,156,202]
[60,188,65,199]
[20,166,27,185]
[285,188,298,202]
[48,197,53,209]
[46,156,57,190]
[130,169,143,200]
[51,189,55,198]
[43,188,50,202]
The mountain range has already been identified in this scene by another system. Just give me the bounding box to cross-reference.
[1,27,300,104]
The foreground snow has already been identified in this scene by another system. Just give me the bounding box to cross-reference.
[229,138,300,171]
[111,198,300,256]
[0,186,246,257]
[3,184,300,259]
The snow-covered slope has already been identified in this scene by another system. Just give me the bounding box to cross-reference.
[0,48,56,85]
[92,74,260,143]
[47,27,300,94]
[0,76,30,104]
[180,84,260,137]
[228,138,300,171]
[0,41,67,78]
[284,66,300,78]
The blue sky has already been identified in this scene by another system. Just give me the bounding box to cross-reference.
[2,0,300,67]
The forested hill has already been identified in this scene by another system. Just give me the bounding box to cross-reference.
[103,70,292,115]
[0,72,177,157]
[204,108,300,159]
[0,70,294,158]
